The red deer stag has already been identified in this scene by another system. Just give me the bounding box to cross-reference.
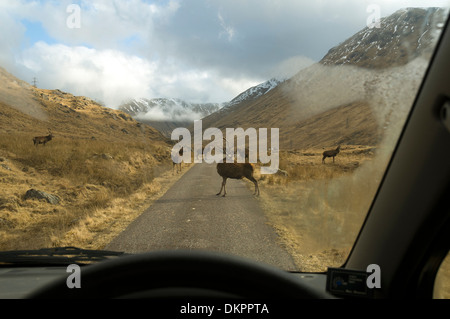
[33,130,53,146]
[172,148,184,174]
[216,161,259,197]
[322,145,341,164]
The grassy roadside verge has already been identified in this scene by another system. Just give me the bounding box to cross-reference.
[255,145,382,272]
[0,133,192,250]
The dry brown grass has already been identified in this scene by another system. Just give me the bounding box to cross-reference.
[255,144,387,272]
[0,74,187,252]
[55,167,192,250]
[434,253,450,299]
[0,132,188,251]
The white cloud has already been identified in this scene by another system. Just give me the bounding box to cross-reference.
[1,0,449,108]
[32,0,179,49]
[269,56,316,79]
[217,77,261,99]
[218,11,235,42]
[18,42,156,107]
[137,105,174,122]
[136,103,205,122]
[16,41,257,107]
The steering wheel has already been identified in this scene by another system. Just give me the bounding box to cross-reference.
[29,250,332,299]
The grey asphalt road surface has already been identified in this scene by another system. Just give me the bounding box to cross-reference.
[106,163,296,270]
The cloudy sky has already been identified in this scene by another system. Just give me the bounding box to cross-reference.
[1,0,448,107]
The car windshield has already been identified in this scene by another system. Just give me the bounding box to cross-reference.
[0,1,449,273]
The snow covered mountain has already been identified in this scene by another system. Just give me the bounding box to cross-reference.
[201,77,285,124]
[118,98,222,137]
[120,97,221,121]
[201,7,448,150]
[227,78,284,108]
[120,7,447,142]
[118,78,284,136]
[320,7,446,69]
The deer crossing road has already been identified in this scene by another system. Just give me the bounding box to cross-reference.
[106,163,296,270]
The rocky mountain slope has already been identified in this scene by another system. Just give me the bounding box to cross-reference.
[320,7,445,68]
[200,7,447,150]
[0,66,167,144]
[225,78,284,109]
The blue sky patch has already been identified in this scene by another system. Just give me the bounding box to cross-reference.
[21,19,58,47]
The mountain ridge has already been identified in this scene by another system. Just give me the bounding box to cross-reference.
[199,7,446,150]
[319,7,446,69]
[0,66,168,145]
[118,97,222,137]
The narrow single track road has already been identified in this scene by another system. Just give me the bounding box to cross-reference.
[106,163,296,270]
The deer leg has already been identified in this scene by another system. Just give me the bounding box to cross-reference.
[246,176,260,197]
[217,177,227,196]
[173,163,179,175]
[253,179,260,197]
[222,178,227,197]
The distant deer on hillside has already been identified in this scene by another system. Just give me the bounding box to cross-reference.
[216,161,259,197]
[322,145,341,164]
[33,130,53,146]
[172,148,184,174]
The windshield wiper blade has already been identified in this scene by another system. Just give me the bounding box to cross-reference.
[0,247,126,266]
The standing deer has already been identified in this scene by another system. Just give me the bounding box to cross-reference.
[33,130,53,146]
[322,145,341,164]
[216,161,259,197]
[172,148,184,174]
